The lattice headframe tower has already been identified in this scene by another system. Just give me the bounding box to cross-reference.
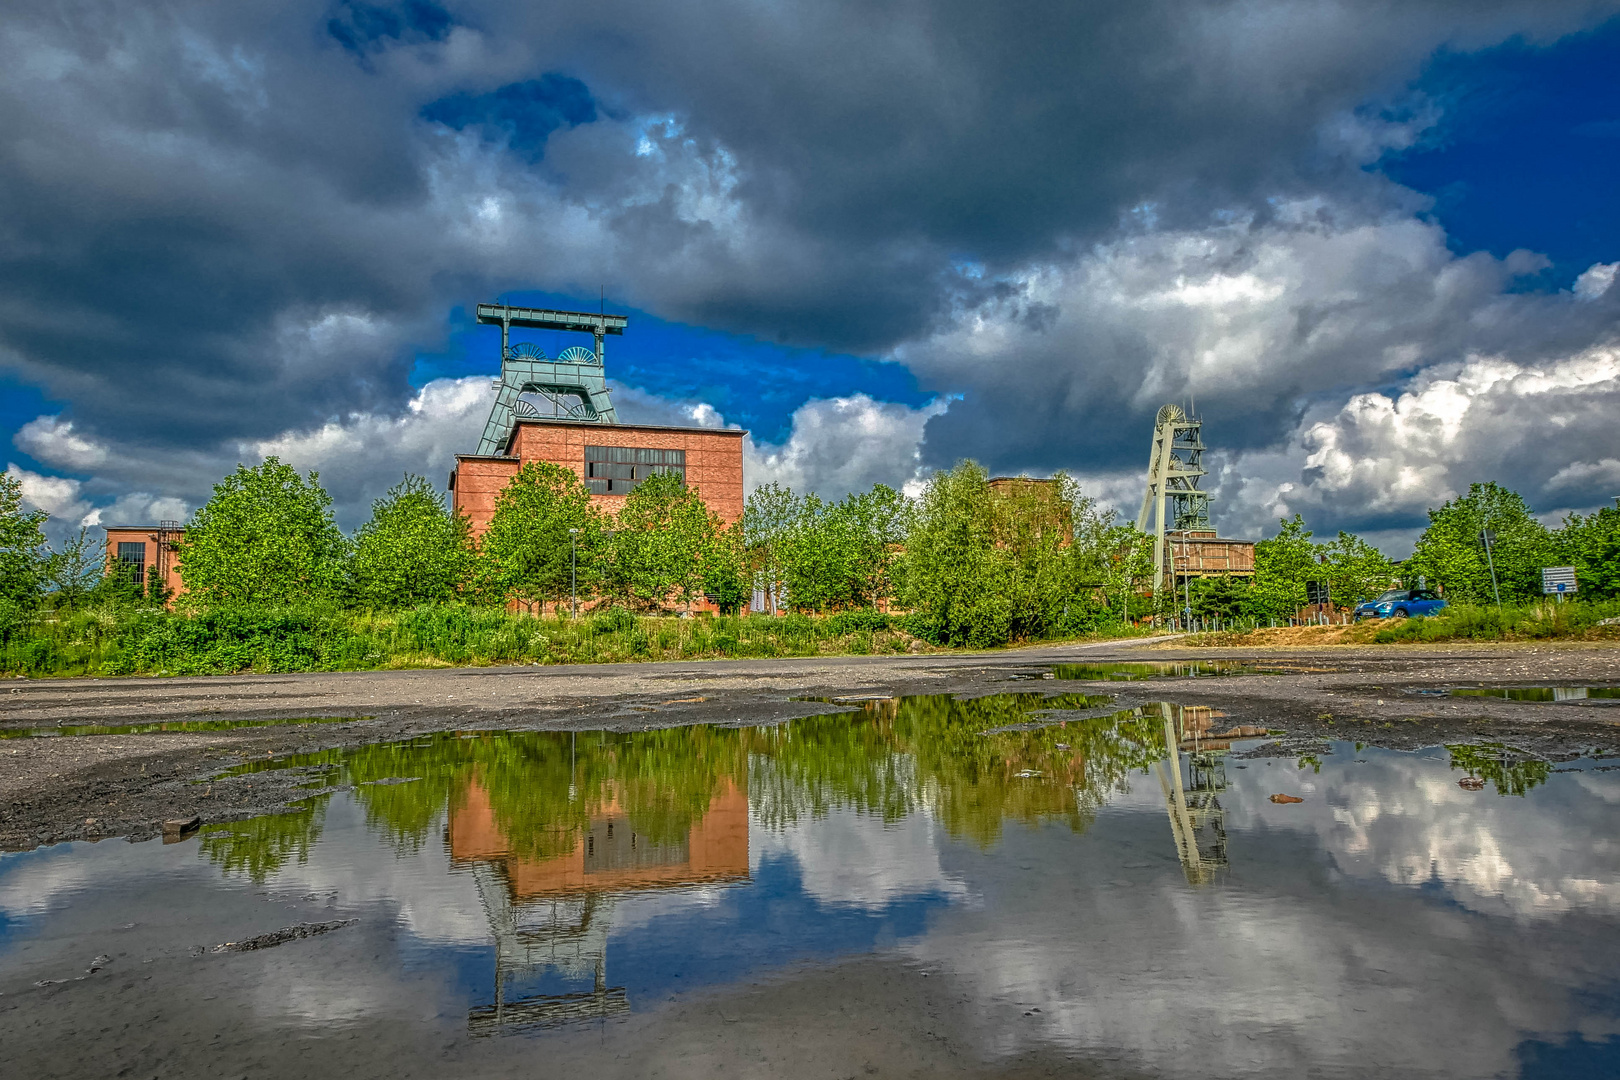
[475,302,628,456]
[1135,403,1210,593]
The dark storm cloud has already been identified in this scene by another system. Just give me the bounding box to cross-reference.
[2,0,1618,523]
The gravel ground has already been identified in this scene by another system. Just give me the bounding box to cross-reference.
[3,636,1617,851]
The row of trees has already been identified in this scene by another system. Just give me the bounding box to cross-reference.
[1186,481,1619,619]
[171,459,746,614]
[5,461,1617,644]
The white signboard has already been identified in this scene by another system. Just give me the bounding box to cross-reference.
[1541,566,1578,595]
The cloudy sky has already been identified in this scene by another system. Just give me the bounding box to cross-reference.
[4,0,1620,552]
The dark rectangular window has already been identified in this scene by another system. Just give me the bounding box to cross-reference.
[116,541,146,584]
[584,446,685,495]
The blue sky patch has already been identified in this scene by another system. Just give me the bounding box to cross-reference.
[411,292,929,444]
[421,76,597,160]
[327,1,452,57]
[1381,17,1620,289]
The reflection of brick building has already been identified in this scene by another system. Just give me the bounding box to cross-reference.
[449,777,750,898]
[451,419,746,540]
[102,523,185,597]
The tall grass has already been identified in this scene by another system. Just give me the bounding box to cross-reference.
[0,604,1156,678]
[1371,599,1620,643]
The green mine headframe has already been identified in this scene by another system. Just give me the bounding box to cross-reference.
[475,303,629,455]
[1136,403,1210,594]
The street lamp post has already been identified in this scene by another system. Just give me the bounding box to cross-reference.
[569,528,580,619]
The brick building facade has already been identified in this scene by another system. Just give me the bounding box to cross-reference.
[1163,530,1256,577]
[451,418,747,537]
[102,524,185,597]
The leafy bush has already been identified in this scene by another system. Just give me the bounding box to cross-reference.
[590,607,638,634]
[826,609,891,634]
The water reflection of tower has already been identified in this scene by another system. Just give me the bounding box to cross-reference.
[451,777,750,1034]
[1152,703,1230,885]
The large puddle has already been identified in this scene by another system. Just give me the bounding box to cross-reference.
[3,692,1618,1077]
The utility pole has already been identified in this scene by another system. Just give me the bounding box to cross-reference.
[1479,529,1502,610]
[569,528,581,618]
[1180,532,1192,631]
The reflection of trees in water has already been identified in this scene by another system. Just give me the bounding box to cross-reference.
[1446,743,1552,797]
[199,799,328,881]
[768,693,1169,847]
[202,692,1183,878]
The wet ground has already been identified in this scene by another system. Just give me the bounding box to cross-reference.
[3,681,1619,1079]
[2,640,1619,1077]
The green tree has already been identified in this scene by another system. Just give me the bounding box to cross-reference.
[1408,482,1556,603]
[1555,505,1620,600]
[0,471,49,634]
[839,484,909,607]
[480,462,602,611]
[701,523,750,614]
[609,473,720,612]
[43,527,104,610]
[179,458,348,607]
[743,483,800,612]
[348,474,473,608]
[1318,530,1396,607]
[1188,575,1253,618]
[780,489,908,613]
[988,473,1084,637]
[1249,515,1316,619]
[900,462,1010,645]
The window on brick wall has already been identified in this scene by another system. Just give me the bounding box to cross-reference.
[584,446,685,495]
[116,541,146,585]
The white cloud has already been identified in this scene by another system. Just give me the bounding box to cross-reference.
[745,393,948,499]
[6,463,90,522]
[14,415,108,470]
[1210,343,1620,545]
[1574,261,1618,300]
[245,376,491,526]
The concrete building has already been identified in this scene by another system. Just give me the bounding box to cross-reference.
[452,418,746,539]
[102,523,185,596]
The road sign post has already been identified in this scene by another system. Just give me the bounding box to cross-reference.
[1541,566,1577,601]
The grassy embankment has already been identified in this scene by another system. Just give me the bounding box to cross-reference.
[1175,600,1620,648]
[1,605,1157,678]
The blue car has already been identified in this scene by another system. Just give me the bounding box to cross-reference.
[1354,589,1447,620]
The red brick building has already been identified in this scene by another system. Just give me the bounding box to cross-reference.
[1164,530,1256,578]
[102,523,186,597]
[451,418,747,538]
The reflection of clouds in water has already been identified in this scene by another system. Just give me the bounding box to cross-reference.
[910,879,1593,1078]
[895,753,1620,1078]
[0,844,142,921]
[752,808,970,912]
[251,798,490,947]
[609,884,742,935]
[912,825,1620,1077]
[1222,754,1620,918]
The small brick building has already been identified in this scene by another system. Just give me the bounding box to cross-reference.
[102,523,185,596]
[1164,530,1256,578]
[451,418,747,537]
